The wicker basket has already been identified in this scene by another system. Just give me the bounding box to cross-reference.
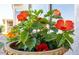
[3,42,68,55]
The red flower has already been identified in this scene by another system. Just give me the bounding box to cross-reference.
[54,19,74,31]
[17,11,29,21]
[36,43,49,51]
[53,9,61,16]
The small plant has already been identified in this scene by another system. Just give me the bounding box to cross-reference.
[6,9,74,52]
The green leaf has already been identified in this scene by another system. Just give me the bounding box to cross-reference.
[64,33,74,44]
[47,42,54,49]
[51,40,58,49]
[56,34,62,41]
[7,37,18,42]
[49,21,56,25]
[44,10,53,17]
[64,40,71,49]
[65,30,74,35]
[34,10,43,16]
[50,27,58,33]
[36,39,41,45]
[24,45,28,51]
[17,43,27,50]
[39,18,49,24]
[38,28,48,36]
[52,15,63,19]
[32,22,44,29]
[56,32,74,48]
[44,32,57,42]
[55,34,62,46]
[58,36,65,47]
[25,38,36,51]
[11,26,18,33]
[18,31,29,44]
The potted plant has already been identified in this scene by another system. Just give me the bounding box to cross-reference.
[3,9,74,55]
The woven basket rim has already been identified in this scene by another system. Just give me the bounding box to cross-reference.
[4,42,68,54]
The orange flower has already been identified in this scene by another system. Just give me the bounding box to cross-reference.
[7,32,16,38]
[20,11,29,17]
[54,19,74,31]
[17,11,29,21]
[53,9,61,16]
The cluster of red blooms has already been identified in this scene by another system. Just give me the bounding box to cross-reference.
[35,43,48,51]
[17,11,29,21]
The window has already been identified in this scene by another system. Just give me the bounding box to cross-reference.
[52,4,74,20]
[32,4,49,17]
[12,4,29,25]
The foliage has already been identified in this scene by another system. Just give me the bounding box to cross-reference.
[0,25,4,33]
[6,9,74,51]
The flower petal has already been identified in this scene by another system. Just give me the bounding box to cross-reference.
[66,20,74,26]
[55,19,64,29]
[65,20,74,30]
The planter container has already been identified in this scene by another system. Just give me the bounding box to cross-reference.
[3,42,68,55]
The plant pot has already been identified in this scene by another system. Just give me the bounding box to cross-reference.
[3,42,68,55]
